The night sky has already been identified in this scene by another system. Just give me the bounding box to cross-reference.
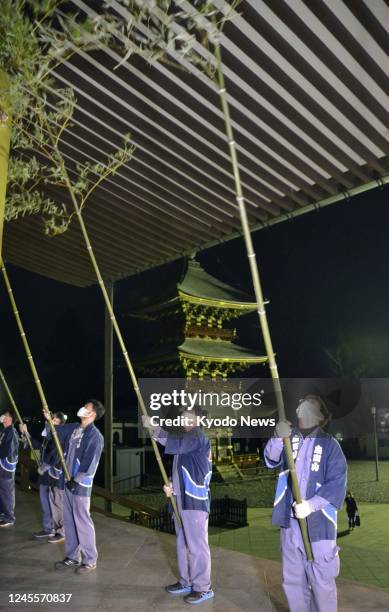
[0,183,388,421]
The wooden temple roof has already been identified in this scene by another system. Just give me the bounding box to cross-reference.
[178,260,256,308]
[3,0,389,286]
[129,259,257,315]
[178,338,267,363]
[134,337,267,376]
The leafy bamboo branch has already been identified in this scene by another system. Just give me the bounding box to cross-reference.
[1,0,137,235]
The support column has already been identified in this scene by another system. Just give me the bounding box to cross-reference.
[0,70,11,257]
[371,405,379,482]
[104,280,114,512]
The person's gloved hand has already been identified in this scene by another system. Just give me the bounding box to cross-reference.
[142,415,153,429]
[163,482,174,498]
[66,479,77,493]
[274,420,292,439]
[37,463,49,476]
[293,500,313,519]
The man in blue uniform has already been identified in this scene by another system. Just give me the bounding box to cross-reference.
[46,417,67,544]
[44,400,104,574]
[143,409,214,605]
[0,410,19,527]
[20,411,66,542]
[264,395,347,612]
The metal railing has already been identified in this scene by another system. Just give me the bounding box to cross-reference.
[141,496,248,534]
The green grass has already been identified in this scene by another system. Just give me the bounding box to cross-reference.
[118,460,389,511]
[213,460,389,507]
[346,460,389,502]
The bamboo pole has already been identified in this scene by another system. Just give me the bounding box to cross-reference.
[0,260,71,481]
[0,367,41,465]
[57,159,181,527]
[0,70,11,258]
[213,40,313,560]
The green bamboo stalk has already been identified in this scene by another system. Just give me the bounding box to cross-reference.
[0,70,11,258]
[213,40,313,561]
[56,158,181,527]
[0,367,41,465]
[0,260,71,481]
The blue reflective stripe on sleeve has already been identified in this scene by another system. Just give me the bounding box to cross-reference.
[0,457,17,472]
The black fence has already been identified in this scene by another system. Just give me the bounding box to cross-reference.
[132,496,248,534]
[210,496,248,528]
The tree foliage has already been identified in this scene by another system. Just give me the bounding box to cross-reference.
[325,334,389,377]
[0,0,133,235]
[0,0,238,235]
[101,0,240,74]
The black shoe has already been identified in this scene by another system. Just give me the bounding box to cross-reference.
[34,530,54,538]
[184,590,214,605]
[165,582,192,595]
[0,520,14,527]
[54,558,80,570]
[48,533,65,543]
[76,563,97,575]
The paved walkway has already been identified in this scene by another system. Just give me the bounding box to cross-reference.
[1,490,388,611]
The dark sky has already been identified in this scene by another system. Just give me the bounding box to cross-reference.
[0,184,388,419]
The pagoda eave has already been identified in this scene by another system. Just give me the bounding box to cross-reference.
[178,351,267,365]
[178,290,259,311]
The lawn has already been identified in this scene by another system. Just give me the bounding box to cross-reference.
[118,459,389,510]
[211,460,389,506]
[346,460,389,502]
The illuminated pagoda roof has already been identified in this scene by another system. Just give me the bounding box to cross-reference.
[135,337,267,379]
[178,338,267,379]
[131,258,258,318]
[178,259,257,309]
[179,338,265,361]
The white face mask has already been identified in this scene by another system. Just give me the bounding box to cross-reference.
[0,415,5,424]
[296,400,323,429]
[77,406,90,418]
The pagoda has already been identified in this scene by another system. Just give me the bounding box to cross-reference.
[125,258,267,475]
[129,258,267,379]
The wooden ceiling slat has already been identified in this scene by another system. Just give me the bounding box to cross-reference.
[3,0,388,286]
